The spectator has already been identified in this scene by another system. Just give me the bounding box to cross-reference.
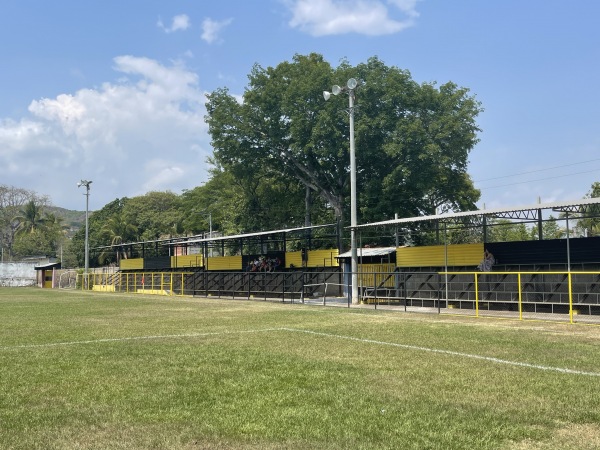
[478,249,495,272]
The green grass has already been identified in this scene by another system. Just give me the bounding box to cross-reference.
[1,288,600,449]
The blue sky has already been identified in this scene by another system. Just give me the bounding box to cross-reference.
[1,0,600,213]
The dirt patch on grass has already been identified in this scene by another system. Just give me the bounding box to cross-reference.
[506,422,600,449]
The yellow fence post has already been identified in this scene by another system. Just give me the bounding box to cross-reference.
[474,273,479,317]
[568,272,574,324]
[518,272,523,320]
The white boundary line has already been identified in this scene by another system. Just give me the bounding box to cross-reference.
[0,328,281,350]
[280,328,600,377]
[2,327,600,377]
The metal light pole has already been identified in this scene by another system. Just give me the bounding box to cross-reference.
[207,212,212,257]
[194,210,212,258]
[324,78,359,304]
[77,180,92,288]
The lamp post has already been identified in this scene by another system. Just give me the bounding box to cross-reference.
[206,212,212,257]
[324,78,359,304]
[77,180,92,288]
[194,210,212,258]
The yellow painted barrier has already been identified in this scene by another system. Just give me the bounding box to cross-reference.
[398,243,483,267]
[285,251,303,268]
[120,258,144,270]
[206,255,242,270]
[136,289,169,296]
[92,285,115,292]
[171,254,203,268]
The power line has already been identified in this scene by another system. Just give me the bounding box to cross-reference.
[477,168,600,190]
[474,158,600,183]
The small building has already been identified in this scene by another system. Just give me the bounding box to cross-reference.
[336,247,397,297]
[34,259,62,288]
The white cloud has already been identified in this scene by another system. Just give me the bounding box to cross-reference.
[287,0,419,36]
[0,56,211,209]
[142,160,186,193]
[157,14,191,33]
[201,17,233,44]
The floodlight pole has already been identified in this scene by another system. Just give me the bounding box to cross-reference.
[78,180,92,288]
[207,212,212,257]
[324,78,359,304]
[194,210,213,258]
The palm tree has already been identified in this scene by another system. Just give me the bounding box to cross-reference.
[14,200,46,235]
[98,214,138,265]
[43,212,69,234]
[43,212,71,254]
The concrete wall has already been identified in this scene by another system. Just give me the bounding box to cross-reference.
[0,262,37,287]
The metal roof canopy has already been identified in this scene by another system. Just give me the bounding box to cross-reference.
[94,235,197,251]
[34,262,61,270]
[164,223,337,247]
[355,197,600,229]
[92,224,337,253]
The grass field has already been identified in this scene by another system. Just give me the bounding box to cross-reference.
[1,288,600,449]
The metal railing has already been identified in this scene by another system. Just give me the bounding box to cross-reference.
[361,270,600,323]
[77,272,195,296]
[77,269,600,324]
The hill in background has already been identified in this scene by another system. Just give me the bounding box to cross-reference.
[47,206,85,237]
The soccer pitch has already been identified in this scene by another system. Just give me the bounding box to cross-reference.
[1,288,600,449]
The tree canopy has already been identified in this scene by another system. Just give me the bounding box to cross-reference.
[205,53,483,247]
[0,187,71,259]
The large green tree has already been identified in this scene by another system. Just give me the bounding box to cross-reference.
[10,198,69,258]
[97,214,138,265]
[205,53,482,249]
[0,186,47,259]
[72,193,183,267]
[122,191,183,241]
[488,219,530,243]
[70,198,127,268]
[529,215,564,240]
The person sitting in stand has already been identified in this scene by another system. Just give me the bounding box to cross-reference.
[477,249,495,272]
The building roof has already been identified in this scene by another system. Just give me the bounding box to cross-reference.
[34,262,61,270]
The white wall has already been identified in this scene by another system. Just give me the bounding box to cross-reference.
[0,262,37,287]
